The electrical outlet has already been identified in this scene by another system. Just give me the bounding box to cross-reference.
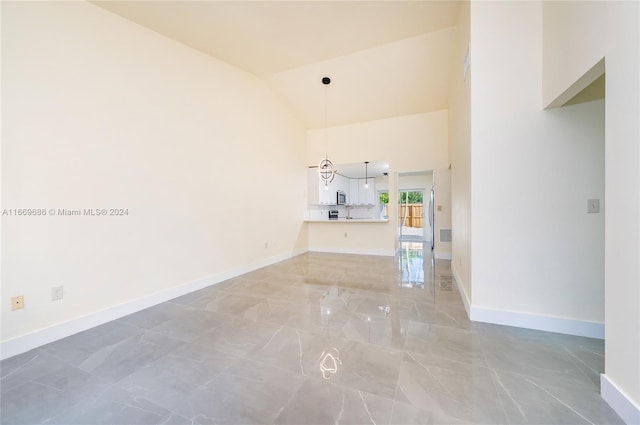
[11,295,24,311]
[52,286,64,301]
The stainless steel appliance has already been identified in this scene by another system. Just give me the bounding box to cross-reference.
[329,210,339,220]
[428,187,435,250]
[336,191,346,205]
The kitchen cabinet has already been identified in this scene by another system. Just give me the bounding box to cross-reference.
[348,178,376,205]
[349,178,360,205]
[308,169,349,205]
[337,174,349,196]
[358,178,376,205]
[319,185,333,205]
[309,169,376,206]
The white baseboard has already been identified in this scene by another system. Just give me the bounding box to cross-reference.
[601,374,640,425]
[0,249,305,361]
[449,261,603,339]
[451,261,471,318]
[470,306,604,339]
[308,246,396,257]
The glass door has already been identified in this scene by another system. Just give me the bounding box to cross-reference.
[398,190,426,242]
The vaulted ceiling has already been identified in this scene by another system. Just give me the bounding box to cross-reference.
[92,1,461,128]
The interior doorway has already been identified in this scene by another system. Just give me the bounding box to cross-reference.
[397,171,434,247]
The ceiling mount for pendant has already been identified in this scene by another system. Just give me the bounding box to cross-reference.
[364,161,369,188]
[319,76,335,187]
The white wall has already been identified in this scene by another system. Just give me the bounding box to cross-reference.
[433,169,451,259]
[397,173,432,191]
[307,111,449,174]
[447,1,472,303]
[543,1,640,419]
[1,2,307,353]
[470,2,605,329]
[307,111,449,255]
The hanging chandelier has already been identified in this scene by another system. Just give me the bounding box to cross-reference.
[319,77,335,188]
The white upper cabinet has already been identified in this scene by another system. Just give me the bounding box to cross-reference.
[308,168,331,205]
[309,162,386,206]
[349,178,360,205]
[334,174,349,198]
[308,168,348,205]
[358,178,376,205]
[319,184,332,204]
[348,178,376,205]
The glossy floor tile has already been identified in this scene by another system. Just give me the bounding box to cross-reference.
[0,243,623,424]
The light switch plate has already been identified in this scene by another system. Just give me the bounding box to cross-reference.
[52,286,64,301]
[587,199,600,213]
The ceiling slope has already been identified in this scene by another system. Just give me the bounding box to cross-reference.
[91,1,461,127]
[264,28,456,128]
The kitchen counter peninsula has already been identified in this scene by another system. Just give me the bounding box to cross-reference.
[305,218,394,256]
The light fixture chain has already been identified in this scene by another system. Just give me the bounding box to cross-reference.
[319,77,335,186]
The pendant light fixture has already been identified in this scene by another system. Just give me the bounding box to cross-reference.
[319,77,335,189]
[364,161,369,189]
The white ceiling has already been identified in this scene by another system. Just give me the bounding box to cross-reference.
[333,160,389,179]
[91,1,461,128]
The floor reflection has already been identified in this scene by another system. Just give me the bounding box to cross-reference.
[319,348,341,380]
[1,249,618,425]
[398,241,434,288]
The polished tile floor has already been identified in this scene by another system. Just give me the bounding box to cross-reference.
[1,243,623,424]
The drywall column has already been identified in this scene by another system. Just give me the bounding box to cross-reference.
[470,2,605,333]
[542,2,640,421]
[447,1,471,308]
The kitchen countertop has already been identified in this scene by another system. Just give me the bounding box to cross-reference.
[305,218,389,223]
